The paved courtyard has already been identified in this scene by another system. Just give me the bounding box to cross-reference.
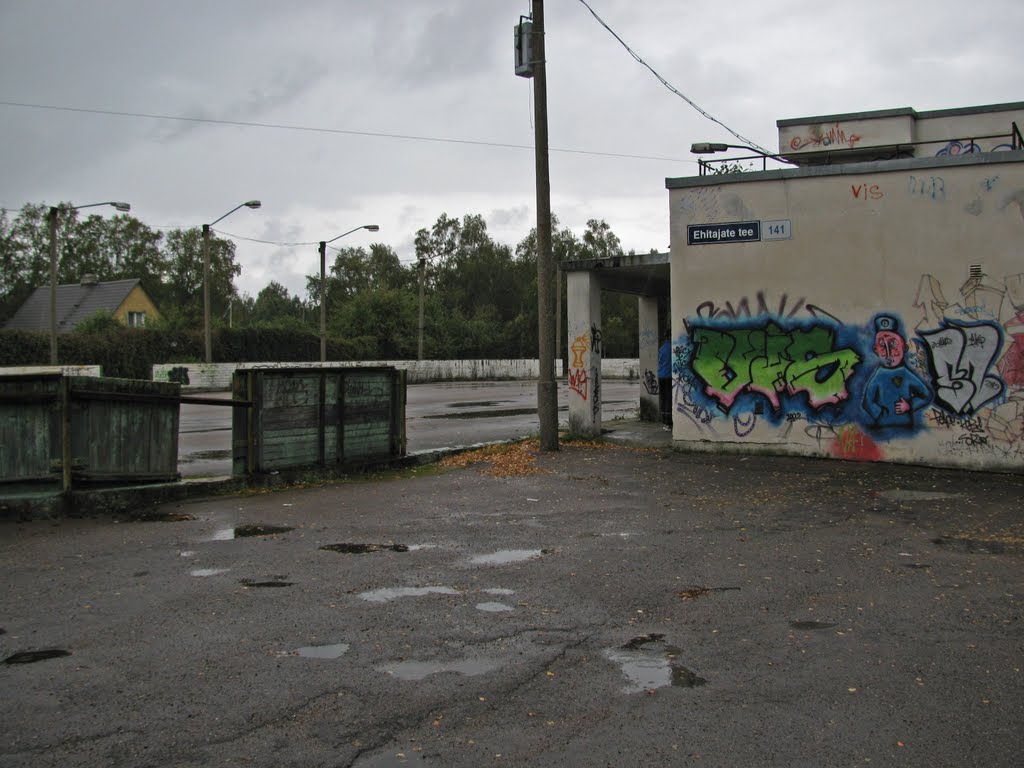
[1,443,1022,767]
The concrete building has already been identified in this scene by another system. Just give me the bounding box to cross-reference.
[565,101,1023,472]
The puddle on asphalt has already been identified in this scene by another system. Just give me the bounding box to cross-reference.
[469,549,549,566]
[482,588,515,595]
[134,511,196,522]
[186,449,231,461]
[353,747,427,767]
[240,579,294,588]
[190,568,230,577]
[4,649,72,665]
[425,407,537,420]
[358,586,460,603]
[789,621,838,631]
[179,550,195,557]
[604,634,707,694]
[903,563,932,569]
[320,543,409,554]
[475,602,514,613]
[448,401,511,408]
[879,489,962,501]
[209,529,235,541]
[234,524,294,538]
[293,643,350,659]
[379,658,500,681]
[933,536,1009,554]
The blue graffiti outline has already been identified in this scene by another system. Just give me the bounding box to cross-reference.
[681,315,864,428]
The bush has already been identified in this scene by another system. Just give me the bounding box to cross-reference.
[0,326,386,379]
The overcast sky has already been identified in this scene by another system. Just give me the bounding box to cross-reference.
[1,0,1021,299]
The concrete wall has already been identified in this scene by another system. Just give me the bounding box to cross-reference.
[153,359,640,390]
[0,365,102,377]
[668,152,1024,472]
[779,103,1023,159]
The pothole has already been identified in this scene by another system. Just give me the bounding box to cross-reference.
[320,543,409,554]
[240,579,294,588]
[234,524,293,538]
[379,658,501,681]
[879,489,963,501]
[604,634,706,694]
[132,511,196,522]
[291,643,350,659]
[4,649,72,665]
[933,536,1013,554]
[789,620,838,631]
[468,549,550,566]
[475,602,514,613]
[677,585,740,600]
[190,568,230,577]
[358,586,460,603]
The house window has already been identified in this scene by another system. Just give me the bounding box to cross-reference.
[127,311,146,327]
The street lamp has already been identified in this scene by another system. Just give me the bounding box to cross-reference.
[202,200,261,363]
[690,142,793,174]
[318,224,379,363]
[48,201,131,364]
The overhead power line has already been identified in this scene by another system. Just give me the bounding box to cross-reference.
[576,0,773,156]
[0,99,696,165]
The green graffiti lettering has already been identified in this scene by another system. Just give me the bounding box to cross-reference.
[689,323,862,413]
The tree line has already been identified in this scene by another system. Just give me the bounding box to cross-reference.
[1,205,645,360]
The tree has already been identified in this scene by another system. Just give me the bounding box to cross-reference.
[249,281,307,330]
[0,204,167,323]
[161,228,240,328]
[579,218,622,261]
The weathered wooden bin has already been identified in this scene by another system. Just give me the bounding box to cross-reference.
[0,374,181,489]
[231,367,407,475]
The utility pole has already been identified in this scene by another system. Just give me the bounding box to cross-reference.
[319,240,328,363]
[418,254,426,361]
[202,223,212,363]
[530,0,559,451]
[48,207,59,365]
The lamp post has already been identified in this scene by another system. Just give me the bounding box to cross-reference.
[318,224,379,363]
[48,201,131,365]
[690,142,791,174]
[203,200,261,364]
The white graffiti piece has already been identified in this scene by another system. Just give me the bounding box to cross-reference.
[918,322,1005,414]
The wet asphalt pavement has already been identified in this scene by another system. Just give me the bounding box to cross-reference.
[1,445,1023,767]
[177,380,642,478]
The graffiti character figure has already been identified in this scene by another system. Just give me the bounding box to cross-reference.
[862,316,931,429]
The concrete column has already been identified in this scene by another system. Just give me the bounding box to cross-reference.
[638,295,659,421]
[566,271,602,437]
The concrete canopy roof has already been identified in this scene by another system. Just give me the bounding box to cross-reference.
[560,251,670,297]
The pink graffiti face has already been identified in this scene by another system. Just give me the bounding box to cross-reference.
[874,331,906,367]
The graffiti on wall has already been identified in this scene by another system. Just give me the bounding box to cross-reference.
[569,334,589,400]
[694,291,838,323]
[643,369,659,395]
[788,123,862,151]
[687,321,862,413]
[935,140,1016,157]
[918,321,1005,415]
[672,341,716,432]
[908,175,945,201]
[861,315,932,429]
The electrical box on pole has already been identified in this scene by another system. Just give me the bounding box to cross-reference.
[514,17,535,78]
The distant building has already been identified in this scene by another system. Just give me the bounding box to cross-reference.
[3,276,161,333]
[564,100,1024,473]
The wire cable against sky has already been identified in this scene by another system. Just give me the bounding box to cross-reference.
[0,99,695,165]
[576,0,773,156]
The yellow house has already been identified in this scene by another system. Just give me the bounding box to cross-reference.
[3,276,162,333]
